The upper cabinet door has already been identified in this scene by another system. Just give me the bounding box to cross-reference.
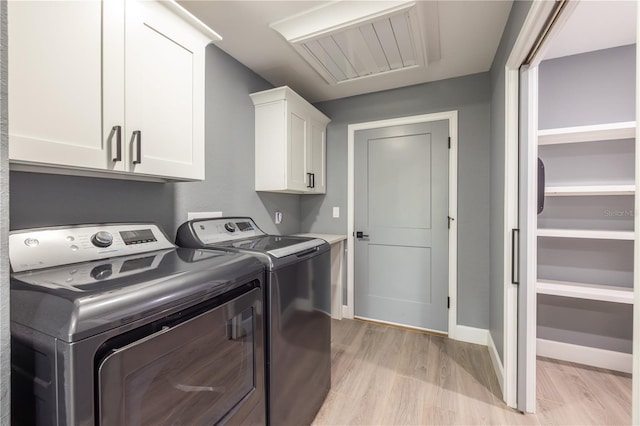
[125,0,206,180]
[8,0,125,171]
[288,104,310,192]
[309,119,327,194]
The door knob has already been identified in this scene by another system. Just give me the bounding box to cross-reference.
[355,231,369,239]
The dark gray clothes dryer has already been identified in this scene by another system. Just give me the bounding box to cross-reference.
[176,217,331,426]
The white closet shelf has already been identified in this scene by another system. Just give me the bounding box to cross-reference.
[537,228,635,240]
[538,121,636,145]
[545,184,636,196]
[537,279,634,304]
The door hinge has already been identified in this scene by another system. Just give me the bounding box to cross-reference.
[448,137,451,149]
[447,297,450,309]
[448,216,454,229]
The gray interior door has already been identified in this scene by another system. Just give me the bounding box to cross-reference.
[354,120,449,332]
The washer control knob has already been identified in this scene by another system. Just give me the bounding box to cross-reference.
[91,231,113,248]
[90,264,113,280]
[224,222,236,233]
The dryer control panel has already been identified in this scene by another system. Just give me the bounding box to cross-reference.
[188,217,265,245]
[9,223,175,272]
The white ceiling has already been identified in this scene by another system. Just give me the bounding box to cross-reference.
[543,1,637,61]
[178,0,513,103]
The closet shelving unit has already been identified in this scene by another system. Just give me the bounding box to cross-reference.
[538,121,635,145]
[536,120,636,372]
[537,228,634,239]
[545,184,635,196]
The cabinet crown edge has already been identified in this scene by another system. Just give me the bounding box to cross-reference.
[250,86,331,124]
[161,0,222,43]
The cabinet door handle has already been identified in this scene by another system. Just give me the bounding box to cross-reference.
[132,131,142,164]
[312,173,315,188]
[307,172,313,188]
[109,125,122,162]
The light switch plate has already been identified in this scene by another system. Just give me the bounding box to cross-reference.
[332,207,340,218]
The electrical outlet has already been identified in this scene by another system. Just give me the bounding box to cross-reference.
[333,207,340,218]
[275,212,282,224]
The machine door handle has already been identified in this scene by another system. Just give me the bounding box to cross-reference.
[356,231,369,239]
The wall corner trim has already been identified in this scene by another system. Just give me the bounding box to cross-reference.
[488,331,505,395]
[451,325,489,346]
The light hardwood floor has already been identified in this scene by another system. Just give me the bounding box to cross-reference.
[312,319,632,425]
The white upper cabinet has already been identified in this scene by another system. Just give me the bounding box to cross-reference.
[251,86,330,194]
[125,0,207,180]
[8,1,123,172]
[8,0,218,181]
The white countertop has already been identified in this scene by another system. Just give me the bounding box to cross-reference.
[293,233,347,245]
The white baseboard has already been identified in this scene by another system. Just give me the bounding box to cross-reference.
[341,305,351,319]
[488,332,505,395]
[537,338,633,374]
[451,325,489,346]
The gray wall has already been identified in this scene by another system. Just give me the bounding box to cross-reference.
[306,72,492,329]
[537,45,636,353]
[488,0,532,361]
[9,45,302,238]
[0,0,9,422]
[539,45,636,129]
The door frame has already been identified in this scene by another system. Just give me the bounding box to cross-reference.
[502,0,562,410]
[345,111,458,336]
[634,7,640,423]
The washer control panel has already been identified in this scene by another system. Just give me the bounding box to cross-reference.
[190,218,264,245]
[9,223,175,272]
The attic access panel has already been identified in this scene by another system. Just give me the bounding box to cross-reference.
[271,1,440,85]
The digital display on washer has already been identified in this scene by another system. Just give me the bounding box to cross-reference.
[237,222,253,231]
[119,229,156,245]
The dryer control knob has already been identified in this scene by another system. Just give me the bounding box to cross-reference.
[224,222,236,233]
[91,231,113,248]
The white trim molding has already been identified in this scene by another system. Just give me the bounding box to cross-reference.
[452,325,488,346]
[488,332,505,395]
[522,65,540,414]
[537,339,633,374]
[346,111,458,337]
[502,66,519,410]
[633,6,640,423]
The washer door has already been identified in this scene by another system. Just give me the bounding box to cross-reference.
[97,287,264,425]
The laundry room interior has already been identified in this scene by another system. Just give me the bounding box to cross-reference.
[0,0,638,424]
